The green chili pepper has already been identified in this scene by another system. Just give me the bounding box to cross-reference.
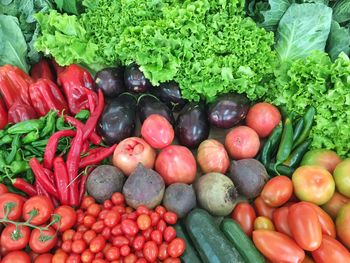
[24,145,43,156]
[284,139,312,168]
[75,110,91,121]
[267,163,295,177]
[25,169,35,184]
[6,184,27,197]
[31,139,49,148]
[260,124,282,166]
[56,116,72,130]
[275,115,294,171]
[7,119,44,134]
[15,151,22,161]
[0,152,6,171]
[7,160,29,175]
[292,118,304,144]
[6,134,20,165]
[22,131,40,144]
[293,106,316,149]
[0,134,13,146]
[40,111,57,137]
[0,130,6,139]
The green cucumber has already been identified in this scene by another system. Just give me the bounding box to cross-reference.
[220,219,265,263]
[174,222,201,263]
[186,209,244,263]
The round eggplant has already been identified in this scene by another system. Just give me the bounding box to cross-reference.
[207,93,250,129]
[124,63,151,93]
[138,94,175,125]
[175,102,209,148]
[97,93,137,145]
[94,67,125,97]
[152,81,186,111]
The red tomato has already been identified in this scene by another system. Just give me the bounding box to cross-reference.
[151,230,163,245]
[89,235,106,253]
[29,227,57,254]
[62,229,75,241]
[164,212,177,225]
[246,102,281,138]
[120,244,131,256]
[111,192,125,205]
[2,250,31,263]
[231,202,256,237]
[272,206,292,237]
[137,214,151,230]
[167,238,186,258]
[322,191,350,219]
[34,253,53,263]
[292,166,335,205]
[52,251,68,263]
[81,249,94,262]
[225,126,260,160]
[164,226,176,242]
[0,183,8,195]
[143,241,158,262]
[112,137,156,176]
[53,205,77,232]
[311,235,350,263]
[254,216,275,231]
[72,239,86,254]
[155,145,197,185]
[158,243,168,260]
[141,114,174,149]
[0,193,24,221]
[254,196,276,220]
[288,202,322,251]
[124,253,137,263]
[253,230,305,263]
[133,235,145,251]
[81,196,95,210]
[136,205,150,215]
[336,203,350,249]
[121,219,139,236]
[197,139,230,174]
[1,224,30,251]
[22,196,54,225]
[261,176,293,207]
[104,211,121,228]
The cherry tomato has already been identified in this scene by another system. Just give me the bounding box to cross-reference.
[34,253,53,263]
[81,249,94,263]
[112,236,129,247]
[124,253,137,263]
[164,212,177,225]
[121,219,139,236]
[164,226,176,242]
[231,202,256,237]
[155,206,166,217]
[87,204,102,217]
[261,176,293,207]
[143,228,152,240]
[73,231,83,241]
[29,227,57,253]
[143,241,158,262]
[254,216,275,231]
[92,220,105,233]
[336,203,350,249]
[61,240,72,253]
[158,243,169,260]
[272,206,292,237]
[157,219,167,233]
[254,196,276,219]
[111,224,122,236]
[1,224,30,251]
[322,192,350,219]
[0,193,24,221]
[102,227,111,240]
[89,235,106,253]
[164,258,181,263]
[253,230,305,263]
[22,196,54,225]
[311,235,350,263]
[66,253,81,262]
[127,212,138,220]
[84,215,97,228]
[2,250,31,263]
[92,259,107,263]
[136,205,150,215]
[62,229,75,241]
[111,193,125,205]
[288,202,322,251]
[133,235,145,251]
[53,205,77,232]
[72,239,86,254]
[120,244,131,256]
[81,196,95,210]
[103,199,113,210]
[112,205,126,214]
[137,214,151,230]
[150,212,161,226]
[104,211,121,227]
[52,251,68,263]
[167,238,186,258]
[0,183,8,195]
[151,230,163,245]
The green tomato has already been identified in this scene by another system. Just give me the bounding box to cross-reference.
[301,149,342,174]
[333,159,350,198]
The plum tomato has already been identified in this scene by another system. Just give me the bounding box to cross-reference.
[29,227,57,254]
[322,192,350,219]
[0,193,24,221]
[261,176,293,207]
[52,205,77,232]
[254,196,276,220]
[231,202,256,237]
[311,235,350,263]
[1,224,30,251]
[22,196,54,225]
[273,206,292,237]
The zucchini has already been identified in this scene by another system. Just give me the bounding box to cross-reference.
[220,219,265,263]
[174,222,201,263]
[186,209,244,263]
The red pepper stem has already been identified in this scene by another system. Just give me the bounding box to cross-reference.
[79,144,117,169]
[13,178,37,197]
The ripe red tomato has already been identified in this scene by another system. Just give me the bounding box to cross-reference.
[141,114,174,149]
[133,236,145,251]
[71,239,86,254]
[261,176,293,207]
[89,235,106,253]
[252,230,305,262]
[246,102,281,138]
[121,219,139,236]
[29,227,57,254]
[52,251,68,263]
[112,137,156,176]
[164,226,176,242]
[167,238,186,258]
[0,183,8,195]
[254,216,275,231]
[155,145,197,185]
[225,126,260,160]
[81,249,94,262]
[163,212,177,225]
[288,202,322,251]
[81,196,95,210]
[34,253,53,263]
[231,202,256,237]
[151,230,163,245]
[0,193,24,221]
[143,241,158,262]
[336,203,350,249]
[322,191,350,219]
[111,192,125,205]
[272,206,292,237]
[311,235,350,263]
[1,224,30,251]
[2,250,31,263]
[254,196,276,220]
[52,205,77,232]
[22,196,54,225]
[104,211,121,227]
[158,243,168,260]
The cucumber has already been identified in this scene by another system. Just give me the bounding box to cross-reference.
[186,209,244,263]
[220,219,265,263]
[174,222,201,263]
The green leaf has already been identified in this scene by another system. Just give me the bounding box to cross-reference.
[332,0,350,26]
[55,0,80,15]
[259,0,293,31]
[326,20,350,61]
[0,15,29,72]
[275,3,332,61]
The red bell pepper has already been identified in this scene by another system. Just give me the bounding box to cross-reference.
[30,58,55,82]
[0,65,32,108]
[8,101,37,124]
[29,78,68,116]
[57,64,96,115]
[0,96,8,129]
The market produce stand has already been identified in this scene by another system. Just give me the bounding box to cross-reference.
[0,0,350,262]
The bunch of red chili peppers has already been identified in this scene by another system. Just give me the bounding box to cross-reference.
[26,90,116,207]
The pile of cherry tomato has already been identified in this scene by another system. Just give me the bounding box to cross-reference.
[53,192,185,263]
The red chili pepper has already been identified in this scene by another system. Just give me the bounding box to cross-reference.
[29,78,69,116]
[64,115,101,145]
[0,65,32,108]
[43,130,77,169]
[30,58,55,82]
[82,141,90,154]
[7,100,37,124]
[85,87,97,112]
[66,128,83,206]
[57,64,96,115]
[53,157,70,205]
[13,178,37,197]
[35,180,52,202]
[83,89,104,141]
[79,145,117,169]
[0,97,8,129]
[78,174,89,206]
[29,158,59,199]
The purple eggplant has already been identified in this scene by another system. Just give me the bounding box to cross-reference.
[152,81,187,111]
[94,67,125,97]
[124,63,151,93]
